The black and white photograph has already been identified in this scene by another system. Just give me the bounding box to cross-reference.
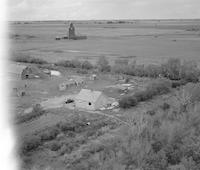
[2,0,200,169]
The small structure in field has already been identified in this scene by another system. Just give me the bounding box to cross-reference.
[75,89,109,110]
[90,74,97,80]
[21,66,49,79]
[58,77,84,91]
[58,81,75,91]
[64,23,87,40]
[50,70,61,76]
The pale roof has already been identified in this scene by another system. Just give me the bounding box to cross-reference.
[76,89,103,102]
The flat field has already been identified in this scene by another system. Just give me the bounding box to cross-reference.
[10,20,200,65]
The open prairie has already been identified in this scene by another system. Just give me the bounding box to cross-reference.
[10,20,200,65]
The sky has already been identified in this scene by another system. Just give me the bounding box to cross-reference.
[8,0,200,21]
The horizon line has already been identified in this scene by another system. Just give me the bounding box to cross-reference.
[8,18,200,22]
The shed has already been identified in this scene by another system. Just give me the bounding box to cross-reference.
[21,66,49,79]
[75,89,109,110]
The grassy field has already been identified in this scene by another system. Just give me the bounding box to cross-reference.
[10,20,200,65]
[10,20,200,170]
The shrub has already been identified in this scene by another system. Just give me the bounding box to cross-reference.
[160,102,170,111]
[13,55,47,64]
[71,59,82,68]
[161,58,181,80]
[143,150,168,170]
[16,104,45,124]
[171,80,187,88]
[111,64,128,74]
[144,64,162,78]
[134,65,146,77]
[40,127,60,141]
[180,61,200,83]
[119,96,138,108]
[134,91,150,102]
[96,56,111,72]
[55,59,81,68]
[21,135,41,154]
[55,59,94,71]
[76,69,89,74]
[184,83,200,104]
[81,60,93,70]
[48,141,61,151]
[119,79,171,109]
[146,79,172,96]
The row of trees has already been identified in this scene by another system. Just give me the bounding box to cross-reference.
[14,54,200,83]
[119,79,172,108]
[112,58,200,82]
[57,57,200,83]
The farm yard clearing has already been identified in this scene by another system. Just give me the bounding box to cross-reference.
[10,20,200,170]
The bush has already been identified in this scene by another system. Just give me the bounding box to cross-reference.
[16,104,45,124]
[171,80,187,88]
[48,141,61,151]
[96,56,111,72]
[146,79,172,96]
[119,79,171,109]
[40,127,60,141]
[161,58,181,80]
[145,64,162,78]
[55,59,94,70]
[13,55,47,64]
[57,121,75,132]
[81,60,93,70]
[119,96,138,108]
[111,58,200,84]
[160,102,170,111]
[21,135,41,154]
[55,59,81,68]
[180,61,200,83]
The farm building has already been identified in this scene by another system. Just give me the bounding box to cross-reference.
[21,66,49,79]
[66,23,87,40]
[75,89,109,110]
[9,63,27,79]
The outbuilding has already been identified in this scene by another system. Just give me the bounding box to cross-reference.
[75,89,109,110]
[21,66,49,79]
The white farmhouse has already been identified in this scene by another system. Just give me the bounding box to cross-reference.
[75,89,109,110]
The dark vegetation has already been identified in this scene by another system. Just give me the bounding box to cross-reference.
[55,59,93,70]
[13,55,48,64]
[112,58,200,83]
[13,55,200,84]
[16,104,45,124]
[20,114,118,157]
[119,79,172,108]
